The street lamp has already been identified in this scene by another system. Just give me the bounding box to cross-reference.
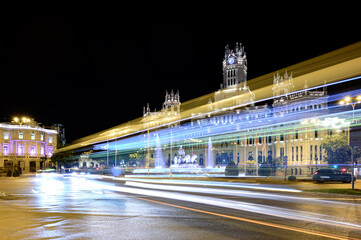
[339,96,361,122]
[339,96,361,190]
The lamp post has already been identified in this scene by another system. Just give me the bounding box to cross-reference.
[170,125,173,178]
[339,96,361,122]
[339,96,361,190]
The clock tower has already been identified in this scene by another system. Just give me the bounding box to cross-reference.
[222,43,247,89]
[214,43,254,110]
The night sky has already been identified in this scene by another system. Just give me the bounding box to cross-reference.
[0,7,359,143]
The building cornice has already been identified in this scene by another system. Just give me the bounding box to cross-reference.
[0,123,58,134]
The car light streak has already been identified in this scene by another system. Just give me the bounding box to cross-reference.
[58,41,361,153]
[124,181,359,207]
[84,179,361,231]
[131,196,358,240]
[85,86,361,166]
[120,178,301,192]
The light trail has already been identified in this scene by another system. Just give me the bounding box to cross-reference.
[125,181,361,207]
[89,87,361,155]
[57,41,361,153]
[131,196,359,240]
[79,178,361,232]
[98,176,301,192]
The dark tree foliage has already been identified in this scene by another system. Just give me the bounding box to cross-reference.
[321,133,351,164]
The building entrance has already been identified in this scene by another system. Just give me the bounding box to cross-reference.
[30,161,36,172]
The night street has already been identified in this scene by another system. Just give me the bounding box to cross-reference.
[1,174,360,239]
[1,6,361,240]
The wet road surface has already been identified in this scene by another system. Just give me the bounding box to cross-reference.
[1,174,361,239]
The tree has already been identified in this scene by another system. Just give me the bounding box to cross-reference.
[129,151,144,167]
[321,133,351,164]
[51,150,76,167]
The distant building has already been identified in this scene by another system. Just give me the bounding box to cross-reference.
[53,123,66,147]
[0,118,58,173]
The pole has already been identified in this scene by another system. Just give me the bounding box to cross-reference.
[351,104,355,189]
[170,125,173,178]
[106,139,109,166]
[244,133,247,176]
[351,146,355,189]
[284,131,287,181]
[114,141,117,166]
[256,132,258,176]
[147,128,150,177]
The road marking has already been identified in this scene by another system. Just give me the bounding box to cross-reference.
[132,196,360,240]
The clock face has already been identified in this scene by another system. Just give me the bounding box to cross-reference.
[228,57,235,65]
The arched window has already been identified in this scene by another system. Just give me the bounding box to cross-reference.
[30,145,36,155]
[18,145,23,155]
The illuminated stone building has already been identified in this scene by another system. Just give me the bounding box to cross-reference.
[204,44,333,175]
[213,43,255,110]
[142,89,181,128]
[0,118,58,173]
[141,43,348,176]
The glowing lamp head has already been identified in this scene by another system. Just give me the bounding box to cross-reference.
[357,96,361,103]
[345,96,351,102]
[13,117,19,123]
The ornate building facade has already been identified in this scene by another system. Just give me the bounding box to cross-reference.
[140,43,346,177]
[0,118,58,173]
[142,90,181,128]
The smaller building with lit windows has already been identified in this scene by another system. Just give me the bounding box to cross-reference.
[0,118,58,173]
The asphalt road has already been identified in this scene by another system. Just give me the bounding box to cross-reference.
[1,174,361,240]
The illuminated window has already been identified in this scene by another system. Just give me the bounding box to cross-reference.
[40,134,44,141]
[18,145,23,155]
[30,146,35,155]
[41,146,44,155]
[3,132,9,139]
[49,137,52,143]
[19,132,23,139]
[31,133,35,140]
[3,146,8,155]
